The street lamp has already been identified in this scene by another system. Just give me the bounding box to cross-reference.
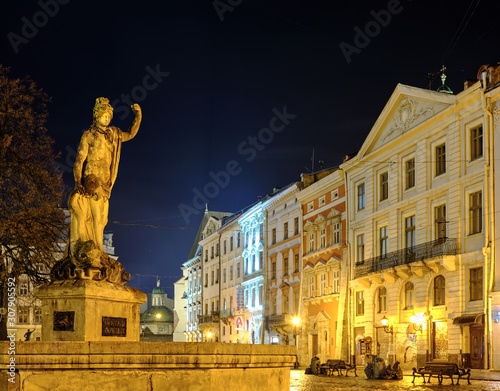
[410,312,424,333]
[207,331,212,342]
[292,317,301,369]
[381,316,393,334]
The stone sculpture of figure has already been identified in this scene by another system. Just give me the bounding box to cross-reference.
[24,329,35,341]
[53,98,141,284]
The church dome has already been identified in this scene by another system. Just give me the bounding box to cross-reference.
[141,306,174,323]
[152,286,165,294]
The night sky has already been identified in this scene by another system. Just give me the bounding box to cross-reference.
[1,0,498,296]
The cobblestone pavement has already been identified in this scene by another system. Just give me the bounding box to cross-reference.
[290,370,500,391]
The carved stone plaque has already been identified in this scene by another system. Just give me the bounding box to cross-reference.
[102,316,127,337]
[54,311,74,331]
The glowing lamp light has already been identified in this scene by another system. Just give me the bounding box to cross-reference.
[156,313,162,319]
[381,315,393,334]
[410,313,417,324]
[381,316,388,326]
[292,317,300,326]
[207,332,212,338]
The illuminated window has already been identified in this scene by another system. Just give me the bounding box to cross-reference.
[309,232,315,253]
[404,282,414,310]
[18,307,29,324]
[405,215,415,249]
[333,222,340,245]
[357,234,364,262]
[320,228,326,248]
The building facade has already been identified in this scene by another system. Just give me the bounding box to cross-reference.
[263,184,302,351]
[342,77,497,370]
[297,169,348,366]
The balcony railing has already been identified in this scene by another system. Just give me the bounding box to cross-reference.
[354,238,458,279]
[198,311,220,325]
[220,309,234,319]
[266,314,293,326]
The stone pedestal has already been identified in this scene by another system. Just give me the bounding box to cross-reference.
[35,279,146,342]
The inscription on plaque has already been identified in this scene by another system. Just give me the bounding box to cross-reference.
[54,311,75,331]
[102,316,127,337]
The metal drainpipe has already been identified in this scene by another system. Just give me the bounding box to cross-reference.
[480,77,494,370]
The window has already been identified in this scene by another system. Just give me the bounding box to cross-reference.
[236,262,240,278]
[251,288,256,308]
[320,273,326,295]
[293,290,299,314]
[259,285,264,305]
[230,236,234,251]
[309,232,315,253]
[35,308,42,324]
[260,223,264,240]
[259,251,264,270]
[205,249,208,262]
[270,294,277,315]
[18,307,29,324]
[333,270,339,293]
[283,222,288,240]
[224,240,227,254]
[378,286,387,313]
[237,232,240,247]
[230,266,233,281]
[435,205,446,240]
[205,273,208,287]
[434,275,446,306]
[469,191,482,235]
[320,228,326,248]
[405,215,415,249]
[357,183,365,210]
[294,217,299,235]
[307,202,314,212]
[470,267,483,301]
[356,291,364,316]
[211,270,214,285]
[379,226,388,258]
[205,303,208,315]
[332,190,339,200]
[294,253,299,273]
[223,268,226,283]
[333,222,340,245]
[211,246,214,259]
[309,276,315,298]
[404,282,414,310]
[380,172,388,201]
[271,260,277,280]
[230,296,234,311]
[283,256,289,276]
[272,228,277,245]
[470,125,483,161]
[357,234,365,262]
[19,283,29,296]
[435,143,446,176]
[405,158,415,189]
[282,293,289,314]
[319,196,325,206]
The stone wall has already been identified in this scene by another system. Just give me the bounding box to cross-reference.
[1,341,295,391]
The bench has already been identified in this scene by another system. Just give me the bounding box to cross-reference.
[412,362,471,385]
[319,359,357,377]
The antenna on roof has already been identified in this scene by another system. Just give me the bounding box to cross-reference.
[205,204,208,213]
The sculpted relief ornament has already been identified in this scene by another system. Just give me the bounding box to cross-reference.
[52,98,142,285]
[383,97,434,142]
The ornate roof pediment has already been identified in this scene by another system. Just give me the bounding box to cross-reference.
[327,209,341,219]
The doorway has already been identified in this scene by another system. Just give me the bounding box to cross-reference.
[432,321,448,360]
[470,325,484,369]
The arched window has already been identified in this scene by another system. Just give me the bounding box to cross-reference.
[378,286,387,313]
[433,275,446,306]
[404,282,414,310]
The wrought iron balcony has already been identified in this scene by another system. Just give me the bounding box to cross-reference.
[197,311,220,325]
[266,314,293,326]
[354,238,458,279]
[219,309,234,319]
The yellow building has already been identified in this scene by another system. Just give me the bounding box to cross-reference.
[341,69,499,370]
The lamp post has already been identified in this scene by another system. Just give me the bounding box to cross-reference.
[381,316,393,334]
[292,317,301,368]
[410,312,425,333]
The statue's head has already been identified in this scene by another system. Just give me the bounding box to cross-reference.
[93,97,113,126]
